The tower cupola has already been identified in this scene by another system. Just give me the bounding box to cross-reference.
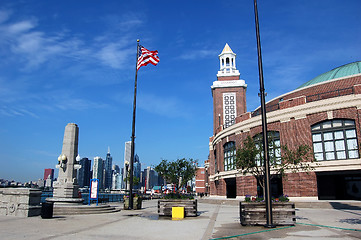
[217,43,240,78]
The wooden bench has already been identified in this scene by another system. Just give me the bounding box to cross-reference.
[158,199,197,217]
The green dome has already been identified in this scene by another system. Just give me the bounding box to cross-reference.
[298,61,361,89]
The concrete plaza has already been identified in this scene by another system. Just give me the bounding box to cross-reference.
[0,199,360,240]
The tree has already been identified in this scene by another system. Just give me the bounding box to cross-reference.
[236,135,316,197]
[154,158,197,193]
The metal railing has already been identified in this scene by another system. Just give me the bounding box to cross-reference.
[251,103,280,117]
[251,86,354,117]
[306,87,354,102]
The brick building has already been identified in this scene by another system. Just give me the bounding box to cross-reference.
[209,43,361,201]
[195,160,210,196]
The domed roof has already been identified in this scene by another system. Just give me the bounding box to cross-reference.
[298,61,361,89]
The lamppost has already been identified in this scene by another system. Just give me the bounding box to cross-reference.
[253,0,274,228]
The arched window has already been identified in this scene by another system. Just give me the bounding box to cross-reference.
[224,141,236,171]
[312,119,359,161]
[253,131,281,166]
[226,58,230,66]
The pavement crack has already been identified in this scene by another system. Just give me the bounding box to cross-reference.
[201,204,221,240]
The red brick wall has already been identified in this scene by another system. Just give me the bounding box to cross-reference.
[267,75,361,108]
[283,172,318,197]
[210,179,226,196]
[212,86,247,134]
[279,96,306,109]
[218,76,240,81]
[195,168,206,193]
[237,176,257,196]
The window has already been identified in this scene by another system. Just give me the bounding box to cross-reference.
[224,141,236,171]
[214,150,217,173]
[312,119,359,161]
[226,57,230,67]
[253,131,281,166]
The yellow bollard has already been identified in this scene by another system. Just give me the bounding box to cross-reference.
[172,207,185,220]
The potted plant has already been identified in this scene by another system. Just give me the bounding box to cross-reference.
[236,135,316,226]
[240,194,295,226]
[124,193,142,210]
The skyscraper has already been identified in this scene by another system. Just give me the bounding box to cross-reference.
[44,168,54,188]
[78,157,91,188]
[104,147,113,189]
[92,156,104,190]
[44,168,54,181]
[133,154,141,189]
[112,164,121,190]
[123,141,132,190]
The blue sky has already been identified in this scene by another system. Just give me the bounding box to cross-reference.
[0,0,360,182]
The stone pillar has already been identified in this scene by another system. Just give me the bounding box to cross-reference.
[48,123,82,204]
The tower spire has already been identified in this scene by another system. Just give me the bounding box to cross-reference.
[217,43,240,78]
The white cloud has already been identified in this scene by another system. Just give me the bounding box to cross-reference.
[179,49,217,60]
[0,10,137,71]
[97,43,133,69]
[7,20,36,34]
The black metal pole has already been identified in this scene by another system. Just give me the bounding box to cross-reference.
[129,39,140,209]
[253,0,274,228]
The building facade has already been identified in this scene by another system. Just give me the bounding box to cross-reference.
[195,166,207,195]
[134,154,141,189]
[209,44,361,200]
[122,141,132,190]
[104,148,113,190]
[78,158,91,188]
[92,156,104,190]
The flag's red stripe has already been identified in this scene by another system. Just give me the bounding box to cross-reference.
[137,46,159,70]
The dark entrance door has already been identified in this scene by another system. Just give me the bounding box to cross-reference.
[317,170,361,200]
[257,175,283,198]
[225,178,237,198]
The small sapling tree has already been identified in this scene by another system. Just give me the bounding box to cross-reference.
[236,135,316,197]
[155,158,197,194]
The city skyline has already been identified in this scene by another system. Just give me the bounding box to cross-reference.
[0,0,360,182]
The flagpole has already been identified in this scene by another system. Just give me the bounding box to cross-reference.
[129,39,139,209]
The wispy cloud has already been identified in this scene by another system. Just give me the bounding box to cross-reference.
[0,9,138,71]
[0,106,39,118]
[179,49,217,60]
[0,8,143,118]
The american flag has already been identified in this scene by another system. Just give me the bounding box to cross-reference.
[137,45,160,70]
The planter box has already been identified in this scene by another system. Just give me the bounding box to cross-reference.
[240,202,295,226]
[124,197,142,210]
[158,199,197,217]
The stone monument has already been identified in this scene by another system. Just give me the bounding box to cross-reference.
[46,123,119,215]
[47,123,83,205]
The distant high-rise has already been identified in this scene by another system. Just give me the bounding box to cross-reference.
[104,147,113,189]
[144,167,161,190]
[123,141,132,189]
[134,154,141,189]
[44,168,54,181]
[78,157,91,188]
[44,168,54,188]
[92,156,104,190]
[112,164,121,190]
